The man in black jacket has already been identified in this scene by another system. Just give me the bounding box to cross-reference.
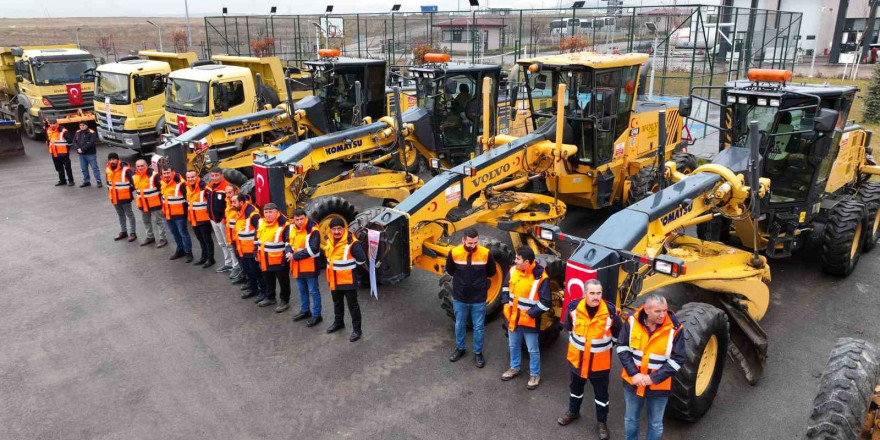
[74,122,102,188]
[444,228,496,368]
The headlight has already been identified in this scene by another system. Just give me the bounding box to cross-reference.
[654,260,673,274]
[738,96,748,104]
[727,95,736,105]
[124,138,134,146]
[757,98,767,106]
[769,98,780,107]
[429,158,441,169]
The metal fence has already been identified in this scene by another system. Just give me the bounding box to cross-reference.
[204,4,801,98]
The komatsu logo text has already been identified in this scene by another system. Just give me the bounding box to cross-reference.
[470,163,511,186]
[324,139,363,155]
[660,204,693,226]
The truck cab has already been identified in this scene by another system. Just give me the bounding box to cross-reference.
[93,51,197,153]
[0,45,97,139]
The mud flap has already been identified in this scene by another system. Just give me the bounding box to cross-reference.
[595,169,615,208]
[718,295,767,385]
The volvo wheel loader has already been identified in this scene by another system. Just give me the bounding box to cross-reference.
[353,52,692,339]
[680,69,880,276]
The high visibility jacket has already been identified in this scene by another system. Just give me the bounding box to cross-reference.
[224,202,239,246]
[186,179,210,226]
[255,216,289,271]
[323,232,366,290]
[235,203,260,258]
[47,126,69,157]
[618,307,685,397]
[502,263,552,333]
[444,245,497,304]
[106,162,133,205]
[160,174,187,220]
[133,169,162,212]
[567,299,619,378]
[204,179,229,223]
[286,218,322,278]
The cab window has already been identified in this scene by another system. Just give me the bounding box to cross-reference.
[764,108,817,203]
[134,74,165,101]
[217,80,246,109]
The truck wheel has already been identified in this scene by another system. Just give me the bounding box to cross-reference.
[19,108,39,140]
[671,152,698,175]
[626,165,658,205]
[804,338,880,440]
[389,142,421,173]
[222,168,249,187]
[857,182,880,252]
[307,196,358,239]
[240,179,255,201]
[667,302,730,422]
[821,200,866,276]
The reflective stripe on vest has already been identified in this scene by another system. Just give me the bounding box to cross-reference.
[162,180,186,219]
[48,128,69,157]
[567,300,614,377]
[187,184,210,225]
[235,206,259,256]
[134,171,161,212]
[325,233,358,290]
[289,221,319,278]
[503,265,547,331]
[619,312,680,396]
[257,220,287,270]
[107,164,132,205]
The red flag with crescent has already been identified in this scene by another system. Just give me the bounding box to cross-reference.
[177,115,188,135]
[66,83,83,106]
[253,163,270,206]
[562,260,597,323]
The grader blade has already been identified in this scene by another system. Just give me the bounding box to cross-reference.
[717,295,767,385]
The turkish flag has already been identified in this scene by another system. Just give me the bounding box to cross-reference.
[561,260,597,323]
[253,163,270,206]
[66,83,83,106]
[177,115,188,135]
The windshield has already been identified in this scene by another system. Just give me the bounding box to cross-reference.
[416,76,439,110]
[94,72,130,105]
[524,68,599,124]
[165,78,209,117]
[731,104,780,149]
[32,58,97,85]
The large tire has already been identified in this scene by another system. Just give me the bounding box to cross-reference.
[257,84,281,109]
[240,178,255,201]
[20,108,40,140]
[536,256,564,348]
[857,182,880,252]
[307,196,358,239]
[627,165,658,205]
[667,302,730,422]
[222,168,249,187]
[804,338,880,440]
[671,151,698,175]
[389,142,421,174]
[821,200,866,276]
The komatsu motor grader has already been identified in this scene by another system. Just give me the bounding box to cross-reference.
[680,68,880,276]
[354,52,693,338]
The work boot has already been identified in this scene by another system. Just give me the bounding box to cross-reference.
[96,182,102,188]
[350,331,362,342]
[596,422,610,440]
[474,353,485,368]
[274,301,290,313]
[326,322,345,334]
[228,267,242,279]
[557,412,580,426]
[202,258,215,269]
[156,239,168,248]
[140,237,155,247]
[231,275,246,285]
[79,182,91,188]
[239,284,251,291]
[67,181,75,186]
[253,294,266,304]
[193,257,207,266]
[55,181,66,187]
[114,232,128,241]
[241,290,257,299]
[258,298,276,307]
[501,368,520,381]
[527,375,541,390]
[215,264,233,273]
[169,249,185,260]
[292,311,312,322]
[184,252,194,263]
[449,348,466,362]
[306,316,323,327]
[127,233,137,243]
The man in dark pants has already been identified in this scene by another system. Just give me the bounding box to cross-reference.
[445,228,496,368]
[160,167,193,262]
[73,122,101,187]
[323,217,367,342]
[231,194,266,301]
[45,118,74,186]
[184,170,214,267]
[558,279,622,440]
[254,203,290,312]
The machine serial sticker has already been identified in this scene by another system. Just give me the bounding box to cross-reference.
[445,183,462,204]
[615,142,625,157]
[643,122,658,138]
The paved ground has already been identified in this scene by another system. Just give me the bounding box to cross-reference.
[2,137,879,440]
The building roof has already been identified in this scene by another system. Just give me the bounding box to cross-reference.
[433,19,506,28]
[518,52,649,69]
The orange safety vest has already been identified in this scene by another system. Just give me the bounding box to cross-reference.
[160,175,186,220]
[324,232,358,290]
[47,126,69,157]
[186,179,210,226]
[288,218,320,278]
[502,263,548,331]
[133,170,161,212]
[256,216,288,271]
[106,162,133,205]
[224,202,239,246]
[621,308,681,397]
[567,300,614,377]
[235,203,260,257]
[449,244,490,267]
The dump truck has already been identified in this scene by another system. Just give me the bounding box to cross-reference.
[91,51,198,154]
[0,45,98,139]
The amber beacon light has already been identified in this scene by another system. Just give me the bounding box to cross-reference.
[747,69,793,84]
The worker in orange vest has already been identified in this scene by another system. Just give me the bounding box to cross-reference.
[617,293,685,440]
[286,208,324,327]
[132,159,167,248]
[46,118,74,186]
[160,167,193,262]
[254,203,290,311]
[323,217,367,342]
[223,184,245,284]
[106,152,137,242]
[557,279,622,440]
[231,193,266,300]
[185,170,214,268]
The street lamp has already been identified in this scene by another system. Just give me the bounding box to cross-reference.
[183,0,192,49]
[146,20,163,52]
[645,22,658,99]
[75,27,82,49]
[391,4,401,11]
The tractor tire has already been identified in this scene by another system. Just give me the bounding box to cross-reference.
[389,143,421,174]
[222,168,249,187]
[536,256,564,348]
[307,196,358,238]
[804,338,880,440]
[857,182,880,252]
[240,178,255,201]
[257,84,281,109]
[667,302,730,422]
[821,200,866,276]
[670,151,698,175]
[627,165,658,205]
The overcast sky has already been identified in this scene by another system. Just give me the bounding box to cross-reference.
[4,0,612,18]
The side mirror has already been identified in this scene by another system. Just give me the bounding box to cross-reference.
[678,97,692,118]
[80,68,97,82]
[813,108,839,133]
[509,84,519,122]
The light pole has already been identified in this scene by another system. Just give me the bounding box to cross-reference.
[184,0,193,49]
[146,20,163,52]
[75,27,82,49]
[646,22,657,99]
